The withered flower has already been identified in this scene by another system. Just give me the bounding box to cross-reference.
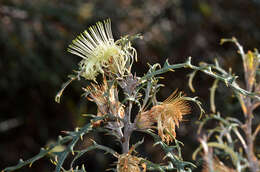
[136,90,191,144]
[85,77,124,128]
[116,147,146,172]
[135,110,157,130]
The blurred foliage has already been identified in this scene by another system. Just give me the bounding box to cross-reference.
[0,0,260,171]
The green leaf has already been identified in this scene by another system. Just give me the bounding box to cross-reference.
[2,120,96,172]
[55,75,77,103]
[71,142,118,168]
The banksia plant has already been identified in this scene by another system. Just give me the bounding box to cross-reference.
[3,20,259,172]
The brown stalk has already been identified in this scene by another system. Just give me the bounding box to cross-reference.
[240,49,259,172]
[119,74,139,153]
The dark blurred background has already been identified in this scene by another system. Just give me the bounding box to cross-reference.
[1,0,260,171]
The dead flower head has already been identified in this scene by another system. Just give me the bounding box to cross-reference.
[116,148,146,172]
[85,77,124,128]
[137,90,191,144]
[135,110,157,130]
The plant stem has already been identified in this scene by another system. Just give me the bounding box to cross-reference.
[244,106,259,172]
[142,57,260,101]
[242,45,259,172]
[122,125,131,153]
[122,101,133,153]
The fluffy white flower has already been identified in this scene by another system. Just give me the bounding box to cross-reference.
[68,19,136,81]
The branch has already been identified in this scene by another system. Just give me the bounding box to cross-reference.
[2,115,107,172]
[142,57,260,101]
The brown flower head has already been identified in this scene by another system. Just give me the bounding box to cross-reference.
[85,77,124,128]
[135,110,157,130]
[138,90,191,144]
[116,148,146,172]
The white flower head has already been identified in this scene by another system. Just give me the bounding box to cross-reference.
[68,19,136,81]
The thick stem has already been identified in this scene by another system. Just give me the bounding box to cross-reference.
[122,101,133,153]
[244,109,259,172]
[243,53,259,172]
[120,74,139,153]
[122,125,132,153]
